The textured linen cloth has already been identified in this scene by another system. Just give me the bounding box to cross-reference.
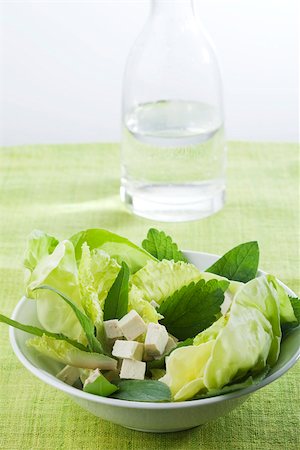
[0,142,299,450]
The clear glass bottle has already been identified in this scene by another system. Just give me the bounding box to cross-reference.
[121,0,226,222]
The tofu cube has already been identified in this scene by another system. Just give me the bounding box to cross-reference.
[144,322,169,357]
[112,340,144,361]
[104,319,123,339]
[120,359,146,380]
[118,310,147,340]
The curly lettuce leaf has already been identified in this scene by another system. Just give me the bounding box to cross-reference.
[26,240,85,343]
[27,335,117,370]
[70,228,155,273]
[0,313,88,351]
[24,230,59,273]
[128,285,162,324]
[34,285,103,354]
[130,259,201,306]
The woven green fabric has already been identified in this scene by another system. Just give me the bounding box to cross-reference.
[0,142,299,450]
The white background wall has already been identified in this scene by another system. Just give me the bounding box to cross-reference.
[0,0,299,146]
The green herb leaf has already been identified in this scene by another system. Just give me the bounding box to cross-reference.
[147,337,193,370]
[83,372,118,397]
[142,228,188,263]
[158,279,229,340]
[111,380,171,402]
[0,313,88,352]
[289,296,300,323]
[192,366,270,400]
[282,296,300,334]
[103,262,129,321]
[33,285,103,354]
[206,241,259,282]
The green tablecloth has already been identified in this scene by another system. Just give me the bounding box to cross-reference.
[0,142,299,449]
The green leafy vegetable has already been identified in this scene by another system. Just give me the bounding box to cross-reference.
[111,380,171,402]
[34,285,103,354]
[147,338,193,370]
[0,313,88,351]
[289,296,300,323]
[83,372,118,396]
[24,229,59,272]
[206,241,259,282]
[70,228,155,273]
[142,228,188,263]
[27,335,117,370]
[158,279,229,340]
[193,366,270,399]
[130,259,201,306]
[204,275,282,390]
[282,296,300,334]
[103,262,129,321]
[26,239,84,343]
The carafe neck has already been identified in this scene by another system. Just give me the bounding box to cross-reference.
[151,0,195,19]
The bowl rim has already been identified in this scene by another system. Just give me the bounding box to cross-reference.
[9,250,300,410]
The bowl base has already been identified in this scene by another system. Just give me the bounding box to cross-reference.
[123,425,201,433]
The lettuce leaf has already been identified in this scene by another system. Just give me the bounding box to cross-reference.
[70,228,155,273]
[26,240,85,343]
[27,335,117,370]
[128,285,162,324]
[130,259,201,305]
[204,276,282,390]
[159,341,215,401]
[24,230,59,273]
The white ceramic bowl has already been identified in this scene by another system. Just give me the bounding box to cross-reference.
[9,251,300,433]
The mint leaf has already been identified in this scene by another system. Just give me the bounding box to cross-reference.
[206,241,259,282]
[192,366,270,400]
[83,372,118,397]
[34,285,103,354]
[289,296,300,323]
[158,279,229,340]
[103,262,129,321]
[0,313,88,352]
[111,380,171,402]
[147,337,193,370]
[282,296,300,334]
[142,228,188,263]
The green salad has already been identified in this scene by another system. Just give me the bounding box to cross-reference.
[1,228,299,402]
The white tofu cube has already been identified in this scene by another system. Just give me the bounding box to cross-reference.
[150,300,160,309]
[120,359,146,380]
[118,310,147,340]
[112,340,144,361]
[56,365,80,386]
[104,319,123,339]
[164,335,178,354]
[144,322,169,357]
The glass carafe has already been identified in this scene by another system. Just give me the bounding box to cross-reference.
[121,0,226,222]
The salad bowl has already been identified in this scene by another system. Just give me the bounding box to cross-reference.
[9,251,300,433]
